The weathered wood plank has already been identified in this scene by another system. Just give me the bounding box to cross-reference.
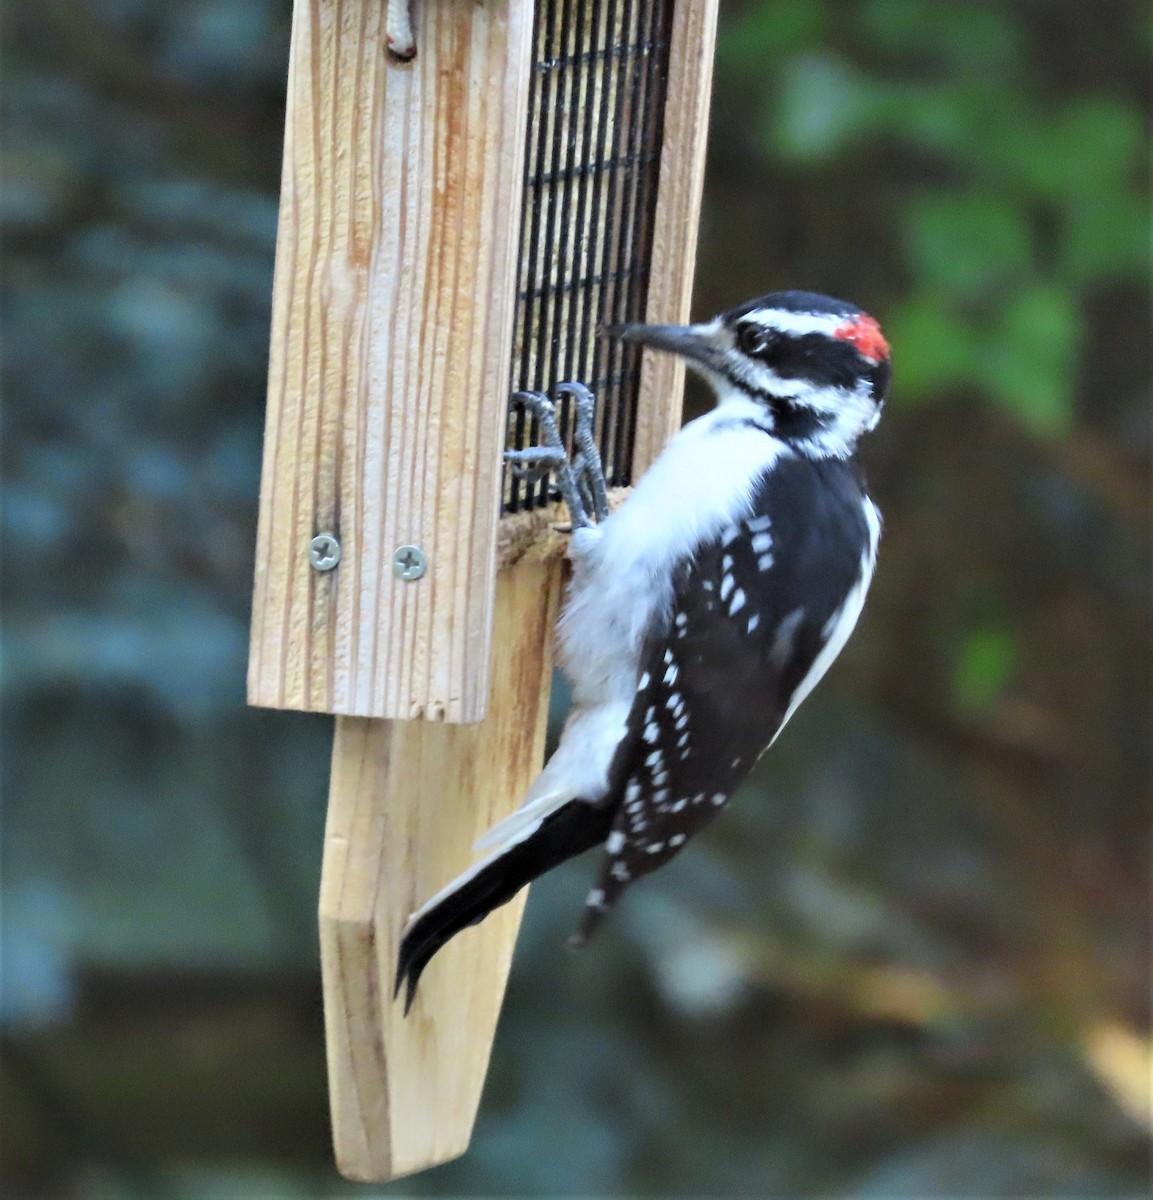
[632,0,720,473]
[248,0,533,723]
[319,561,562,1180]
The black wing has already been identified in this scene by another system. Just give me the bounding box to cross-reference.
[575,454,874,939]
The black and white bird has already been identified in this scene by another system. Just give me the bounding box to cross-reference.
[395,290,891,1009]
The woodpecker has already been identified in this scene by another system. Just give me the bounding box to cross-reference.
[395,290,890,1009]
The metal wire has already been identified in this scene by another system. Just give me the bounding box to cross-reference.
[504,0,673,513]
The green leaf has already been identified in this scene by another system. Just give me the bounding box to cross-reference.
[985,284,1081,434]
[1060,190,1150,283]
[772,54,888,161]
[717,0,828,76]
[953,625,1018,714]
[860,0,1023,74]
[878,81,1030,167]
[937,95,1144,205]
[882,295,980,401]
[906,193,1033,299]
[1019,99,1145,203]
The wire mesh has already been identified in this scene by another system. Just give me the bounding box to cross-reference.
[503,0,674,512]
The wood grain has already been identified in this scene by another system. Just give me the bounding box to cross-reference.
[248,0,533,723]
[631,0,720,473]
[320,561,562,1180]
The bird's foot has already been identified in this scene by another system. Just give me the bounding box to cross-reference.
[558,383,610,525]
[505,385,610,528]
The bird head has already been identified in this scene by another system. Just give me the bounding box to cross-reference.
[606,290,890,459]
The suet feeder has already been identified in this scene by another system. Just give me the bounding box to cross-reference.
[248,0,719,1180]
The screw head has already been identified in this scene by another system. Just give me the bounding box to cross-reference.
[308,533,342,571]
[393,544,427,581]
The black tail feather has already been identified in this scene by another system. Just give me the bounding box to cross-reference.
[394,800,613,1013]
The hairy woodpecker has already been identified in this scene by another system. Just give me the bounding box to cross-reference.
[395,290,891,1009]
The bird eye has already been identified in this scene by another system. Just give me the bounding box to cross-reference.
[736,322,773,358]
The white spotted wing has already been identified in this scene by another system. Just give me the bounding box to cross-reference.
[576,454,878,936]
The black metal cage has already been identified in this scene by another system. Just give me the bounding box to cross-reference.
[504,0,674,512]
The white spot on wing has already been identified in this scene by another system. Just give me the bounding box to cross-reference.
[607,831,625,854]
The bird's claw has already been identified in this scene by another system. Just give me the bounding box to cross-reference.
[505,385,610,528]
[558,382,610,526]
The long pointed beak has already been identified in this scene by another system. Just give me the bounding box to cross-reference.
[601,321,719,366]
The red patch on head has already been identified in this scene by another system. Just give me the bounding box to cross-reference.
[833,314,889,363]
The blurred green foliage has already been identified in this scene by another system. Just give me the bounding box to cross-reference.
[719,0,1147,432]
[951,625,1018,714]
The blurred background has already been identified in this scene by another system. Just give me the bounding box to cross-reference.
[3,0,1150,1195]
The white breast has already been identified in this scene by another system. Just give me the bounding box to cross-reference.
[559,400,787,708]
[517,401,788,810]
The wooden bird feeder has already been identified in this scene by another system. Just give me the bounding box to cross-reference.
[248,0,719,1181]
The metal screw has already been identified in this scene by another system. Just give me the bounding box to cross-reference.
[393,544,427,581]
[308,533,342,571]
